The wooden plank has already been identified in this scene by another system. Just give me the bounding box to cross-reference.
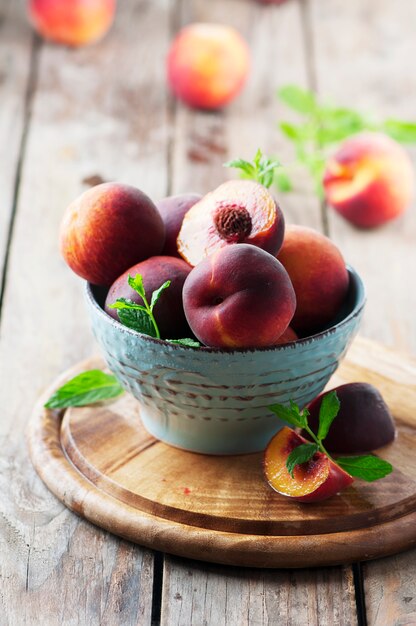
[0,1,172,622]
[308,0,416,623]
[0,0,34,287]
[163,0,357,623]
[162,557,357,626]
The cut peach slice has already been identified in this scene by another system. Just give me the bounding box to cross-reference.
[177,180,285,266]
[264,427,353,502]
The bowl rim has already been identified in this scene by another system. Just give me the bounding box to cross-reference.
[85,264,366,355]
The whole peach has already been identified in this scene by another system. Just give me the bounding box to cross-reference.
[277,225,349,335]
[324,132,414,228]
[29,0,116,47]
[60,183,165,286]
[156,193,202,258]
[167,23,250,110]
[183,244,296,348]
[105,256,191,339]
[274,326,298,345]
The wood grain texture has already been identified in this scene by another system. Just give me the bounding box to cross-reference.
[0,1,172,623]
[0,0,34,282]
[308,1,416,623]
[28,337,416,569]
[161,557,357,626]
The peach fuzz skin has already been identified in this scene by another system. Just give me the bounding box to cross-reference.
[59,183,165,287]
[182,244,296,349]
[167,23,250,110]
[277,225,349,335]
[324,132,414,228]
[29,0,116,47]
[264,427,354,502]
[156,193,202,258]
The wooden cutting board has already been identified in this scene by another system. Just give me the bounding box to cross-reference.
[27,337,416,568]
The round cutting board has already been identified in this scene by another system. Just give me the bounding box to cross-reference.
[27,337,416,568]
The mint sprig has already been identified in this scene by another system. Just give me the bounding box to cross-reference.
[269,391,393,483]
[44,370,124,409]
[109,274,170,339]
[224,148,282,189]
[167,338,201,348]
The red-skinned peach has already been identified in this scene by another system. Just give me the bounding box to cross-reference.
[304,383,396,454]
[167,23,250,110]
[274,326,298,345]
[60,182,165,287]
[182,244,296,348]
[264,426,354,502]
[29,0,116,47]
[324,132,414,228]
[277,225,349,335]
[105,256,191,339]
[156,193,202,258]
[178,180,285,267]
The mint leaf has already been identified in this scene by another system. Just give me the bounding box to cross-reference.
[150,280,171,311]
[224,158,256,178]
[224,149,282,189]
[336,455,393,482]
[278,85,316,114]
[117,308,157,337]
[167,338,201,347]
[269,400,309,429]
[279,121,304,142]
[109,298,146,312]
[286,443,319,478]
[317,391,340,441]
[383,119,416,143]
[128,273,145,298]
[44,370,124,409]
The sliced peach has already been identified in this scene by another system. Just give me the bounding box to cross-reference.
[177,180,285,267]
[264,427,353,502]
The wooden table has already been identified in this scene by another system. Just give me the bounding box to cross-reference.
[1,0,415,624]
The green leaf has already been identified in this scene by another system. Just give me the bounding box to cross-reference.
[44,370,124,409]
[279,121,304,142]
[128,273,146,298]
[336,455,393,482]
[117,308,157,337]
[383,119,416,143]
[223,158,255,178]
[167,338,201,348]
[109,298,146,312]
[268,400,309,429]
[150,280,171,311]
[274,168,293,192]
[278,85,316,114]
[317,391,340,441]
[286,443,319,478]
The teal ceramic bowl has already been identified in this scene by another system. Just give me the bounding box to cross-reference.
[85,266,365,455]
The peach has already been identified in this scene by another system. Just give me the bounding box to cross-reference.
[182,244,296,348]
[60,182,165,287]
[274,326,298,345]
[167,23,250,110]
[264,426,354,502]
[304,383,396,454]
[105,256,191,339]
[277,225,349,335]
[28,0,116,47]
[156,193,202,258]
[177,180,285,267]
[324,132,414,228]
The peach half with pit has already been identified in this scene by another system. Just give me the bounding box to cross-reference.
[264,427,354,502]
[177,180,285,267]
[182,244,296,348]
[60,182,165,287]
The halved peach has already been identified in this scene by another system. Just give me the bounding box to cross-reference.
[264,427,353,502]
[177,180,285,266]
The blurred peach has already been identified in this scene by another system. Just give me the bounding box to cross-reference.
[324,132,414,228]
[29,0,116,47]
[167,23,250,110]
